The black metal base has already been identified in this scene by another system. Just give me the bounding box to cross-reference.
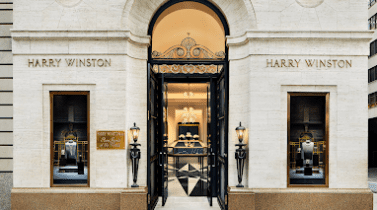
[59,157,66,166]
[313,154,319,166]
[304,167,313,176]
[131,184,139,188]
[236,184,244,188]
[78,162,84,174]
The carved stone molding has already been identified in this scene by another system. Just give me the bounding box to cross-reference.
[152,37,225,60]
[55,0,83,8]
[152,64,223,74]
[295,0,324,8]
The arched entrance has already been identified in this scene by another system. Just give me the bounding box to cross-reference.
[146,1,229,209]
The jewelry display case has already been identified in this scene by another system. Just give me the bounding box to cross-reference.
[168,122,207,155]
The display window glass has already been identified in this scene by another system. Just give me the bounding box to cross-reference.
[288,93,329,187]
[50,92,89,186]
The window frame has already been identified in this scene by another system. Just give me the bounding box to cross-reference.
[370,68,376,82]
[369,93,377,108]
[287,92,329,188]
[50,91,90,187]
[369,15,374,30]
[369,68,372,83]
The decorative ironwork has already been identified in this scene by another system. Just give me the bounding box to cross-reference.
[152,64,223,74]
[152,37,225,60]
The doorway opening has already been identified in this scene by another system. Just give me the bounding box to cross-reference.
[147,72,228,210]
[147,1,230,209]
[166,83,209,197]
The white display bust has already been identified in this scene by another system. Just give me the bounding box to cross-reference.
[65,140,77,161]
[301,139,314,162]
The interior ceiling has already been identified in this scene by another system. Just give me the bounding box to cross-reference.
[152,1,225,54]
[167,83,208,101]
[168,83,208,93]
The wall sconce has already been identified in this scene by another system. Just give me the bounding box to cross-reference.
[130,122,141,188]
[235,122,247,187]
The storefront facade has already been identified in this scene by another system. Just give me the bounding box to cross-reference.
[11,0,373,209]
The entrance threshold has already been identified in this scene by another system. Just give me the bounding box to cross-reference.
[155,197,221,210]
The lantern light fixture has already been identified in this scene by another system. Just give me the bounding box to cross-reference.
[130,122,141,188]
[130,122,140,141]
[235,122,247,187]
[235,122,246,143]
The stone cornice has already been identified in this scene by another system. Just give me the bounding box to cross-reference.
[11,30,151,46]
[227,30,374,46]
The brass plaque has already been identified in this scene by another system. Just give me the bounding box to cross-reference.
[97,131,125,150]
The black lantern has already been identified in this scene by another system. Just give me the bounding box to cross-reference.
[235,122,247,187]
[130,122,141,188]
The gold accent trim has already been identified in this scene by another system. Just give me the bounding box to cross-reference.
[153,64,222,74]
[152,37,225,60]
[50,91,90,188]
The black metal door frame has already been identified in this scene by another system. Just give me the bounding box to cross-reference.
[147,64,160,210]
[206,76,218,206]
[159,75,169,206]
[147,62,228,210]
[216,63,228,210]
[147,1,230,207]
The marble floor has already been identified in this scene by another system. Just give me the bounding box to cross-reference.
[168,157,207,197]
[154,157,220,209]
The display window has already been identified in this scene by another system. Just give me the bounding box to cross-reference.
[287,93,329,187]
[50,92,89,186]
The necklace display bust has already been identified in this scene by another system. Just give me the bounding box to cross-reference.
[301,139,314,161]
[65,140,77,162]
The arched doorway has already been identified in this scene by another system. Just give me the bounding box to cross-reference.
[146,1,229,209]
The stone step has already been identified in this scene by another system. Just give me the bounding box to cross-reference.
[155,196,221,210]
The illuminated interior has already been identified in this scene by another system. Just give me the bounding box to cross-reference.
[152,2,225,55]
[167,83,208,146]
[166,83,209,197]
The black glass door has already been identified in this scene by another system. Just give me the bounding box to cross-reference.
[216,67,228,210]
[207,78,217,206]
[147,64,159,210]
[160,75,169,206]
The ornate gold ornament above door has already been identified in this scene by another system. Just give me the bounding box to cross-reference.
[152,37,225,60]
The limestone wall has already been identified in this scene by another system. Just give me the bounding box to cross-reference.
[11,0,372,190]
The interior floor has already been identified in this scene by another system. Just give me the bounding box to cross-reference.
[167,156,207,197]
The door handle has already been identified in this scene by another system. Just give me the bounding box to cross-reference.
[159,152,163,166]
